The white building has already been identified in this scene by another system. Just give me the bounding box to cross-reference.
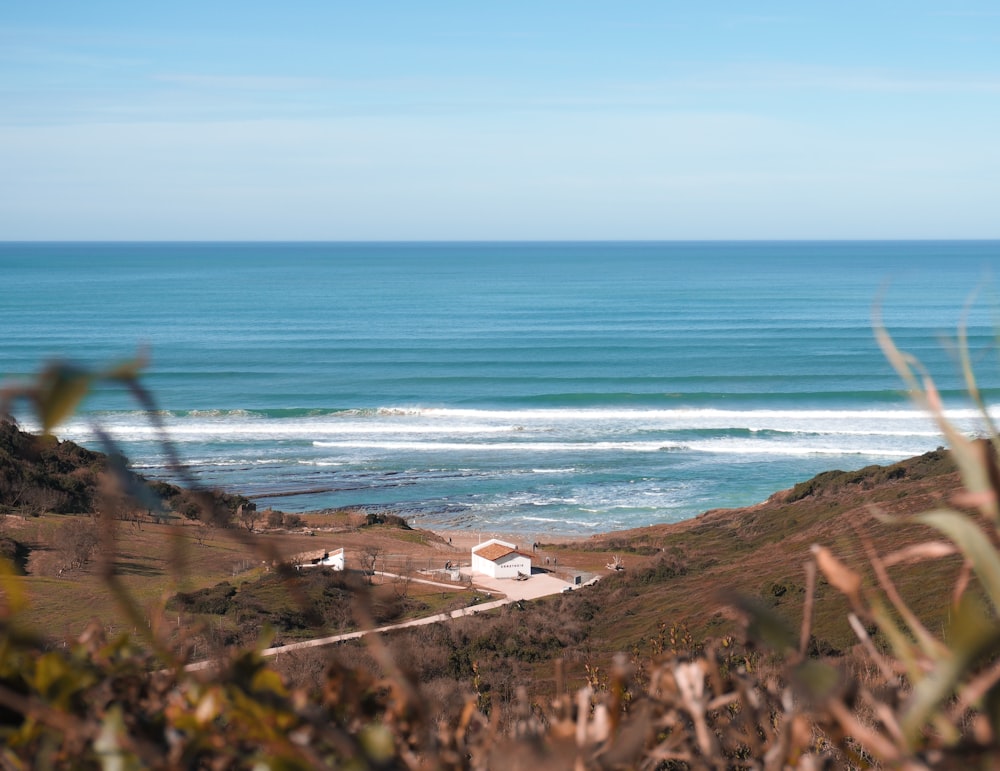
[471,538,532,579]
[294,547,345,571]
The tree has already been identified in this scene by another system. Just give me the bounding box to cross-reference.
[392,557,415,600]
[17,484,67,519]
[358,544,383,584]
[238,502,259,532]
[53,518,98,572]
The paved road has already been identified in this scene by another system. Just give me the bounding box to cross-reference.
[458,568,573,601]
[258,569,576,659]
[185,569,587,669]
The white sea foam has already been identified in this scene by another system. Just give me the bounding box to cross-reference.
[51,420,519,443]
[311,440,684,452]
[306,436,931,459]
[22,401,977,536]
[516,516,604,528]
[31,403,993,447]
[39,405,957,462]
[747,427,942,438]
[416,406,994,423]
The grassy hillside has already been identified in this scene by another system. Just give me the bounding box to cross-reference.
[553,448,965,657]
[6,513,472,640]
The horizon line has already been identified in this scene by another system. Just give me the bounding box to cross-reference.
[3,238,1000,246]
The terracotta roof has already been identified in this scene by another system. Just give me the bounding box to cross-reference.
[474,543,516,562]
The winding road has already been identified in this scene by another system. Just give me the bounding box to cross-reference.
[186,568,590,670]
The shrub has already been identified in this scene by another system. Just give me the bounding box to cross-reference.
[362,511,411,529]
[168,581,237,615]
[52,517,98,571]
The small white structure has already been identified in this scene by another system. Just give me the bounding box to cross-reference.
[295,547,345,571]
[471,538,532,579]
[319,548,345,570]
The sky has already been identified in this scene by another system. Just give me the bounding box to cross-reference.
[2,2,1000,241]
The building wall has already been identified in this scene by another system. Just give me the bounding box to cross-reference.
[494,554,531,579]
[471,552,497,578]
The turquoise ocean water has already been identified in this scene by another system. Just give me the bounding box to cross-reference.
[3,241,1000,536]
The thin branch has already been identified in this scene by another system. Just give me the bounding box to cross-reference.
[798,559,816,660]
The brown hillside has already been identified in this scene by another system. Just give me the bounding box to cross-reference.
[548,447,967,656]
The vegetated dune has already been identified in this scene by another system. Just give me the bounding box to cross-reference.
[551,447,964,657]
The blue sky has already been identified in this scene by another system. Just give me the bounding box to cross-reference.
[2,2,1000,240]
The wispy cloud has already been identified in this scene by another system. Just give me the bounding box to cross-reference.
[824,74,1000,94]
[627,64,1000,96]
[154,74,329,91]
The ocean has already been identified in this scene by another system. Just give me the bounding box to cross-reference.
[3,241,999,536]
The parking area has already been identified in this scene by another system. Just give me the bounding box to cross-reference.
[461,567,573,600]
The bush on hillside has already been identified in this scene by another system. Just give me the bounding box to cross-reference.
[362,511,412,529]
[785,447,955,502]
